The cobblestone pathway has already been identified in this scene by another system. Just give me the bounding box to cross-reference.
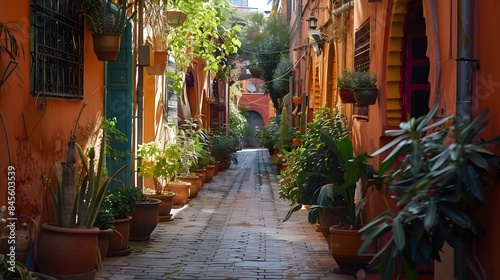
[96,148,352,280]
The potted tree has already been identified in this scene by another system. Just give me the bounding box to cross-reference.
[176,128,203,197]
[38,133,126,278]
[360,105,500,279]
[137,141,183,216]
[85,0,136,61]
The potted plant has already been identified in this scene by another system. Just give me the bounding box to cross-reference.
[137,141,184,216]
[128,195,161,241]
[176,128,203,197]
[85,0,136,61]
[337,69,356,103]
[352,70,378,106]
[105,186,143,257]
[38,133,127,278]
[359,105,500,279]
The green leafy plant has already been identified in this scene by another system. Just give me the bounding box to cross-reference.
[337,69,355,90]
[280,107,349,208]
[0,254,48,280]
[105,186,144,220]
[49,133,127,228]
[360,105,500,279]
[85,0,137,34]
[137,141,181,195]
[352,70,377,88]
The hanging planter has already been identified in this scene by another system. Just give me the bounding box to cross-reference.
[292,96,302,106]
[146,50,168,75]
[354,88,378,106]
[339,88,356,103]
[92,33,122,61]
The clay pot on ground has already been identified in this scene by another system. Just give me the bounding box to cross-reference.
[193,169,206,186]
[329,225,378,275]
[107,216,132,257]
[129,198,161,241]
[38,224,100,279]
[178,175,203,198]
[98,228,113,259]
[165,181,191,206]
[204,165,215,182]
[147,192,176,222]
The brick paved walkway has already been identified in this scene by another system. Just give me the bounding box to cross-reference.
[96,149,352,280]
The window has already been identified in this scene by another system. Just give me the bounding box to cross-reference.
[354,21,370,72]
[30,0,84,99]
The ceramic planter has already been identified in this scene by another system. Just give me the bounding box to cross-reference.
[92,33,121,61]
[178,175,203,198]
[329,225,378,275]
[107,216,132,257]
[166,181,191,206]
[98,228,113,259]
[147,193,176,222]
[338,88,356,103]
[146,50,168,75]
[354,88,378,105]
[38,224,100,279]
[204,165,215,182]
[129,198,161,241]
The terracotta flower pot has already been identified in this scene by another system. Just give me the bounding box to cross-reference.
[146,50,168,75]
[339,88,356,103]
[292,96,302,106]
[193,168,206,185]
[204,165,215,182]
[98,228,113,259]
[166,181,191,206]
[147,193,176,222]
[107,216,132,257]
[178,175,203,198]
[38,224,100,279]
[129,198,161,241]
[92,33,121,61]
[329,225,378,275]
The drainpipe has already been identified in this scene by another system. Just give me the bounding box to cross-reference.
[333,1,353,70]
[456,0,474,123]
[455,0,474,278]
[137,0,144,190]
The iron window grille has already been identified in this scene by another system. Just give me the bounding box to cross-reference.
[30,0,84,100]
[354,21,370,72]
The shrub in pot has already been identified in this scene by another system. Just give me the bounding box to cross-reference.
[360,105,500,279]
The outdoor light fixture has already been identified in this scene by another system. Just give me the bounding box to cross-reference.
[308,27,323,56]
[0,60,19,87]
[164,9,187,28]
[306,14,318,30]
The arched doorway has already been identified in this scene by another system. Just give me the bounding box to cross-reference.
[243,110,264,148]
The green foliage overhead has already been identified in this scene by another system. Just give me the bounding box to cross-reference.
[166,0,242,92]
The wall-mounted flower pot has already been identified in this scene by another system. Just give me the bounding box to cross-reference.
[248,66,261,78]
[354,88,378,106]
[292,138,301,147]
[146,50,168,75]
[92,33,121,61]
[292,96,302,106]
[339,88,356,103]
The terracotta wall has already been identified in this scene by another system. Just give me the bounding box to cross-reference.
[0,1,106,228]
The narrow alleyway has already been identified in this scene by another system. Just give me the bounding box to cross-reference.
[96,149,353,280]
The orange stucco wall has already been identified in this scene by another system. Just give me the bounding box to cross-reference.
[0,1,106,230]
[239,93,273,127]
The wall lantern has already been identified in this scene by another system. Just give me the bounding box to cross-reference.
[164,9,187,28]
[306,14,318,30]
[0,59,18,87]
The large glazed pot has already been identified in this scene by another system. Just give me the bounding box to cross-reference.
[129,198,161,241]
[38,224,99,280]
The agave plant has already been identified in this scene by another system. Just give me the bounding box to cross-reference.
[49,132,127,228]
